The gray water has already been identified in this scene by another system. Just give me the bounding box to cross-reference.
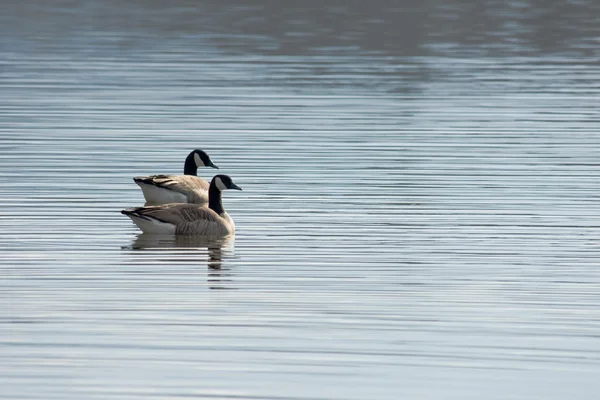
[2,1,600,399]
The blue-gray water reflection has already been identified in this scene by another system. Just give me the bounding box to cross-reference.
[2,1,600,399]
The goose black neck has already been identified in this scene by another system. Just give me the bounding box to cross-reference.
[208,185,224,215]
[183,153,198,175]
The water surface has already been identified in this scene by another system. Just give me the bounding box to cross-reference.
[2,1,600,399]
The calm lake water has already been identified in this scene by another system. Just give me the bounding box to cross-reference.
[2,1,600,399]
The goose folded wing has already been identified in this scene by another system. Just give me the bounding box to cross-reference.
[136,204,221,224]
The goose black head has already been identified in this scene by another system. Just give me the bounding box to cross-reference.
[184,149,218,175]
[212,174,242,191]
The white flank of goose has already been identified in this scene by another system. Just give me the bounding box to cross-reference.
[133,149,218,205]
[122,174,242,236]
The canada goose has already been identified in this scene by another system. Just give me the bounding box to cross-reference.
[133,149,218,205]
[122,174,242,236]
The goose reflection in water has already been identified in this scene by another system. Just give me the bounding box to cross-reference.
[124,234,236,289]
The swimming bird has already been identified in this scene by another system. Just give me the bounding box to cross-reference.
[122,174,242,236]
[133,149,218,205]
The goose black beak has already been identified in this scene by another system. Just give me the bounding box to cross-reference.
[230,183,242,191]
[208,162,219,169]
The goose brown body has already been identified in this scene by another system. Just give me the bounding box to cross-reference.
[122,203,235,235]
[134,174,210,204]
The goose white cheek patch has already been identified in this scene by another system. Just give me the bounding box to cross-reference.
[215,177,228,191]
[194,153,204,167]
